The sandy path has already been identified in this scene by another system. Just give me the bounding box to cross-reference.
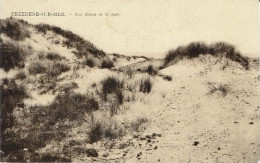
[70,57,259,163]
[122,61,260,163]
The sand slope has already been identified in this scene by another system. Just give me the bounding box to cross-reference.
[83,55,260,163]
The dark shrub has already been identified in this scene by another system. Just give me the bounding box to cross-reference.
[146,65,158,75]
[0,41,26,72]
[48,62,70,77]
[87,117,124,143]
[28,62,47,75]
[165,46,187,65]
[102,77,123,93]
[31,93,99,136]
[115,89,124,104]
[101,60,114,69]
[0,18,30,41]
[113,57,117,62]
[101,77,124,102]
[85,58,95,68]
[139,78,152,93]
[159,66,164,70]
[209,42,235,55]
[29,62,70,76]
[186,42,208,58]
[226,51,249,69]
[1,78,28,132]
[164,41,250,69]
[62,40,74,49]
[165,51,176,66]
[102,77,123,94]
[131,117,148,131]
[46,52,64,61]
[163,75,172,81]
[46,93,99,125]
[0,78,28,161]
[209,42,249,68]
[103,122,124,140]
[58,82,78,93]
[34,23,50,34]
[1,79,28,159]
[15,71,27,80]
[88,121,102,144]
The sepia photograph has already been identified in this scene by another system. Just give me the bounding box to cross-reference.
[0,0,259,162]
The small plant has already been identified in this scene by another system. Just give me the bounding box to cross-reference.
[15,71,27,80]
[88,120,103,144]
[54,40,60,44]
[139,78,152,93]
[103,121,124,140]
[159,66,164,70]
[28,62,47,75]
[209,42,235,56]
[146,65,158,75]
[163,75,172,81]
[47,62,70,77]
[131,117,148,132]
[101,76,124,101]
[208,82,229,97]
[101,59,114,69]
[58,82,78,93]
[115,89,124,105]
[85,58,95,68]
[46,52,64,61]
[87,115,125,143]
[162,91,166,98]
[125,68,134,78]
[113,57,117,62]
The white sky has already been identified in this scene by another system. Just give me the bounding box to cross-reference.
[0,0,259,58]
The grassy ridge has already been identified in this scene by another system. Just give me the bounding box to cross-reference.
[35,23,105,58]
[164,42,249,69]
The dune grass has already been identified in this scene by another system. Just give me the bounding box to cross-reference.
[0,40,28,72]
[164,41,249,69]
[35,23,105,58]
[0,18,31,41]
[139,77,153,93]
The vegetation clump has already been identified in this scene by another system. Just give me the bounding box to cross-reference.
[101,59,114,69]
[0,41,27,72]
[101,76,124,103]
[85,58,95,68]
[0,18,30,41]
[139,77,153,93]
[164,41,249,69]
[35,23,105,57]
[146,65,158,75]
[208,82,229,97]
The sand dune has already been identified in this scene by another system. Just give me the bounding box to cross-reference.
[1,18,259,162]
